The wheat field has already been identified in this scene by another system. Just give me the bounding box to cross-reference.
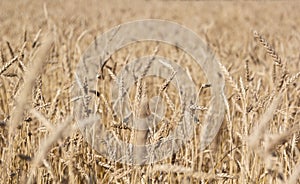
[0,0,300,183]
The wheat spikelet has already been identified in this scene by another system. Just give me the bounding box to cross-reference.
[6,41,15,58]
[248,92,282,148]
[0,42,26,76]
[100,93,113,116]
[277,62,288,91]
[49,89,61,120]
[272,62,277,84]
[32,29,42,48]
[9,34,53,137]
[74,74,90,117]
[163,91,176,113]
[134,78,144,113]
[95,155,114,171]
[6,34,53,180]
[286,71,300,86]
[158,70,176,93]
[219,61,240,96]
[17,42,27,72]
[106,67,118,82]
[0,48,6,64]
[63,46,72,81]
[138,46,158,81]
[0,56,18,75]
[132,90,150,164]
[245,59,251,82]
[253,31,282,66]
[33,75,45,107]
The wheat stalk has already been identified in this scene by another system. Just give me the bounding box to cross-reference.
[0,56,18,75]
[7,34,53,180]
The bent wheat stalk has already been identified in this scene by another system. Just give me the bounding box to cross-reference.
[6,33,53,180]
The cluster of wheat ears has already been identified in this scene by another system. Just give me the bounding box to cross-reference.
[0,1,300,184]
